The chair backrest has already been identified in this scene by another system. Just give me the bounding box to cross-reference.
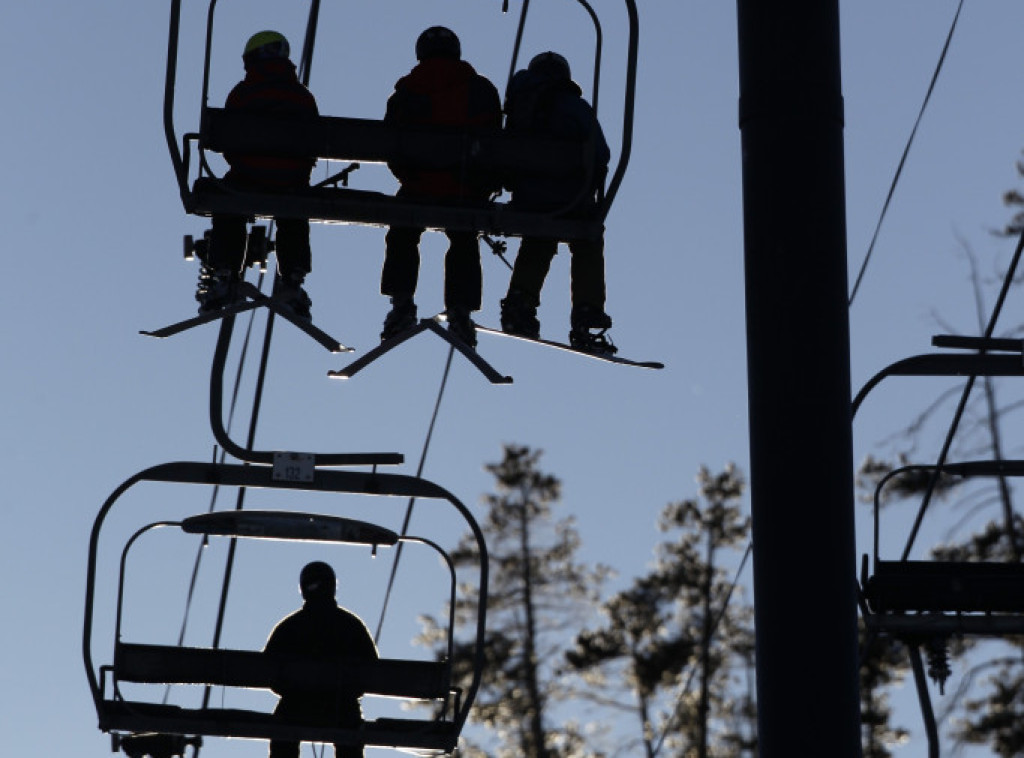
[114,642,452,701]
[200,107,584,176]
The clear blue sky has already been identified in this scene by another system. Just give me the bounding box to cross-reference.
[4,0,1024,755]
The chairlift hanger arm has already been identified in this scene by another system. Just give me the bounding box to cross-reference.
[208,313,403,466]
[599,0,639,215]
[852,350,1024,419]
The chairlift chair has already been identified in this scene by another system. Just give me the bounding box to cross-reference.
[855,334,1024,634]
[84,461,489,756]
[162,0,638,242]
[853,335,1024,757]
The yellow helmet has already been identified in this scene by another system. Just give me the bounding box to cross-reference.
[243,30,290,60]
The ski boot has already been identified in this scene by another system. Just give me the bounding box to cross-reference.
[500,289,540,339]
[381,295,417,342]
[568,304,617,356]
[275,271,312,321]
[446,305,477,348]
[196,266,242,314]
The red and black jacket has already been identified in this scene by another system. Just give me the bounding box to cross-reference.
[223,58,319,191]
[384,58,501,200]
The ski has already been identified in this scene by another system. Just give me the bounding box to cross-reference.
[141,281,352,353]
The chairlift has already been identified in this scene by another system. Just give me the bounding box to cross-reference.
[84,461,489,756]
[854,335,1024,757]
[162,0,638,240]
[855,333,1024,633]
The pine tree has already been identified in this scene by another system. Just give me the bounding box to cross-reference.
[565,464,755,758]
[418,444,610,758]
[859,629,910,758]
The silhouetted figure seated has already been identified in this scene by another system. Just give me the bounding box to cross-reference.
[197,30,319,320]
[379,25,503,348]
[264,561,378,758]
[499,52,616,355]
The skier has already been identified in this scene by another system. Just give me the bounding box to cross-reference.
[379,26,502,347]
[197,31,319,320]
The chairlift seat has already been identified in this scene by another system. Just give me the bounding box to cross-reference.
[863,560,1024,614]
[188,109,603,239]
[188,178,602,240]
[98,702,457,753]
[102,643,458,752]
[201,108,584,176]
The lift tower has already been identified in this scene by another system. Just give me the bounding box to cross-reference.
[736,1,862,755]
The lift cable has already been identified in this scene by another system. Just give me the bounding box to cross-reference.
[650,540,754,756]
[901,223,1024,560]
[201,280,278,713]
[169,281,266,643]
[848,0,964,308]
[374,345,457,645]
[162,271,269,709]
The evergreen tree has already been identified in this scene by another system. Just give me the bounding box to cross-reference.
[859,629,910,758]
[565,464,755,758]
[418,444,610,758]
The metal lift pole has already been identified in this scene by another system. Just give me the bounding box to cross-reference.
[736,1,862,755]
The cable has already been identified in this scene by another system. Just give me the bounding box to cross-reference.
[202,273,278,713]
[163,272,267,708]
[374,345,457,645]
[901,224,1024,559]
[848,0,964,307]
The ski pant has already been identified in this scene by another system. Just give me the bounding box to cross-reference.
[381,225,482,311]
[268,696,363,758]
[507,235,606,310]
[208,215,312,279]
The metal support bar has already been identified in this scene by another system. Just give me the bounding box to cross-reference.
[736,1,862,755]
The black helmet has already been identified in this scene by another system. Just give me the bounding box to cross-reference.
[299,561,336,599]
[416,26,461,61]
[527,51,571,82]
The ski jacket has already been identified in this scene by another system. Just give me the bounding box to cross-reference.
[264,597,378,704]
[384,58,502,200]
[503,70,609,212]
[223,58,319,191]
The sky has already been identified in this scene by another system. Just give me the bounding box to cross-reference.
[5,0,1024,756]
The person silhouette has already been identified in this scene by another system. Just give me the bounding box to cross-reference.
[379,26,502,347]
[197,31,319,320]
[264,561,378,758]
[499,52,616,355]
